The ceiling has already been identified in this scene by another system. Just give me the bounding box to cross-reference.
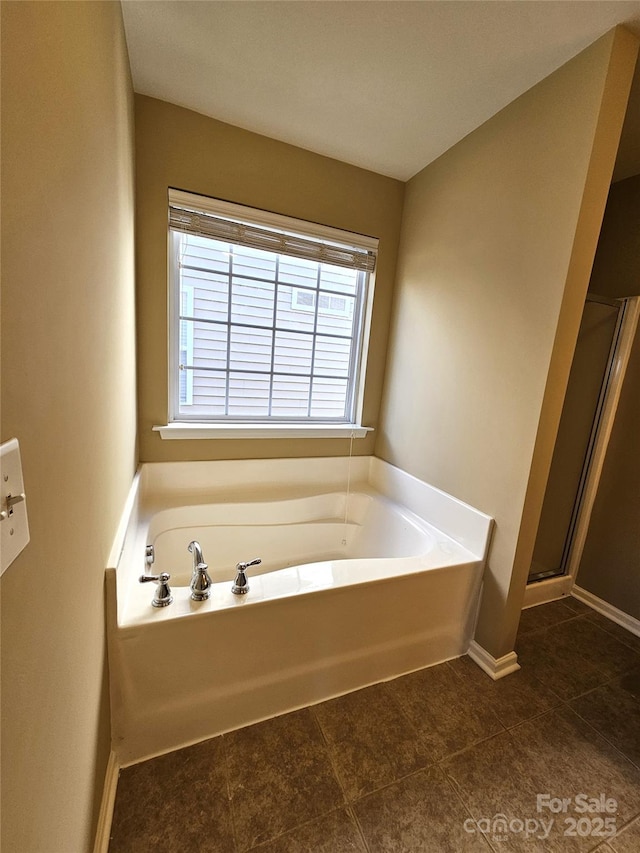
[121,0,640,182]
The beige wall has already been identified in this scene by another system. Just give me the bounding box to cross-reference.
[135,95,404,462]
[1,3,137,851]
[376,29,638,659]
[590,173,640,298]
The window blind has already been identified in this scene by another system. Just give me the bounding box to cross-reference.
[169,203,376,274]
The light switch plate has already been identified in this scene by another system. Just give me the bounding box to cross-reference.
[1,438,30,576]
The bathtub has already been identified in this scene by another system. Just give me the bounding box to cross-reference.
[106,456,493,764]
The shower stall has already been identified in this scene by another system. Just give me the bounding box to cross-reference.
[528,293,640,593]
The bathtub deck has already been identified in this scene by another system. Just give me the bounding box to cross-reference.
[120,540,479,629]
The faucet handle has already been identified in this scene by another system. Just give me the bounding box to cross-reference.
[232,558,261,596]
[139,572,173,608]
[237,558,262,571]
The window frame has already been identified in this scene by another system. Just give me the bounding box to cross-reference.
[166,189,378,431]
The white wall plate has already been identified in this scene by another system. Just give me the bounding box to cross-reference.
[1,438,30,576]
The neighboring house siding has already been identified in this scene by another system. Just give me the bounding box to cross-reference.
[178,235,357,416]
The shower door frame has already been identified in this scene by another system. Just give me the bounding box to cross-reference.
[525,294,640,606]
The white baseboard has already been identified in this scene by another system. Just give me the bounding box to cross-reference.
[572,586,640,638]
[468,640,520,680]
[93,750,119,853]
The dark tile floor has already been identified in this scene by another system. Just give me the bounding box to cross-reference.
[109,598,640,852]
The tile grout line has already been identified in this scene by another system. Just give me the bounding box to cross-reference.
[439,766,501,853]
[308,698,462,853]
[434,726,516,766]
[515,617,640,705]
[567,701,640,774]
[245,805,367,852]
[446,656,562,731]
[603,812,640,851]
[584,612,640,655]
[516,608,592,640]
[578,621,640,677]
[568,666,640,703]
[584,811,640,853]
[501,699,640,828]
[541,630,640,705]
[307,704,351,808]
[439,695,640,853]
[308,683,498,840]
[380,672,508,764]
[230,671,544,850]
[345,804,373,853]
[378,677,443,753]
[385,664,534,769]
[338,725,516,814]
[239,708,349,852]
[220,733,241,853]
[305,706,373,853]
[501,703,562,732]
[380,667,508,763]
[347,761,438,806]
[503,700,577,738]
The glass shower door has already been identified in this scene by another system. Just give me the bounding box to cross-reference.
[529,296,622,582]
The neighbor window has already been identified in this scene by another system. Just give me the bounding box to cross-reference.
[167,190,377,425]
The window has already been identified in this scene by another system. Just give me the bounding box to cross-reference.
[167,190,377,427]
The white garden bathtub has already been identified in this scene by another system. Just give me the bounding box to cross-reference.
[106,456,493,764]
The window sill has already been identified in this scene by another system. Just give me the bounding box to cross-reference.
[152,423,373,440]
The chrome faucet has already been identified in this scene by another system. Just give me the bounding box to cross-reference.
[188,540,212,601]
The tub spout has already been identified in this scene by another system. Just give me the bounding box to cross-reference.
[188,540,205,570]
[188,540,212,601]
